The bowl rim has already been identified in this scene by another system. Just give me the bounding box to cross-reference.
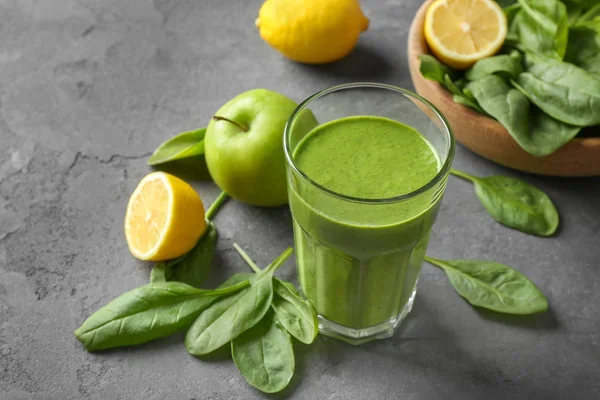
[407,0,600,148]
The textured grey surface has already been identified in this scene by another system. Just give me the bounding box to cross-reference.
[1,0,599,399]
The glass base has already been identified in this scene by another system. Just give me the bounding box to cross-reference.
[317,284,418,345]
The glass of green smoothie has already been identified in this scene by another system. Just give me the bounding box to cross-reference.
[284,83,454,344]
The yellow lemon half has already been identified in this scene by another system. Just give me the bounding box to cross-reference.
[256,0,369,64]
[124,172,206,261]
[424,0,507,69]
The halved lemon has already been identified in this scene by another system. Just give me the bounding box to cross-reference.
[124,172,206,261]
[424,0,507,69]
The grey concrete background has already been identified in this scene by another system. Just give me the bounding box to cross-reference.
[1,0,599,399]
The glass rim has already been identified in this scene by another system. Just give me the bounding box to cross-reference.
[283,82,456,204]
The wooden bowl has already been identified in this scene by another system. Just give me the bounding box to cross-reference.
[407,0,600,177]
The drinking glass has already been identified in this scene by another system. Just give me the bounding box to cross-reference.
[284,83,455,344]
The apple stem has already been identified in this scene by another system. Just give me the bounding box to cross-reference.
[212,116,248,132]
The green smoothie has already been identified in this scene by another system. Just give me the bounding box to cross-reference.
[289,116,442,331]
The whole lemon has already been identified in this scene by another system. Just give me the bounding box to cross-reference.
[256,0,369,64]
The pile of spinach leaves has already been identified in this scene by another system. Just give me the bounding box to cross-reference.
[420,0,600,156]
[75,244,319,394]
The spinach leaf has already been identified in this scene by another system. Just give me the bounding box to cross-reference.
[512,0,569,59]
[443,74,464,96]
[149,254,188,283]
[467,75,580,156]
[74,281,249,352]
[577,3,600,23]
[185,266,278,355]
[148,128,206,166]
[525,110,581,155]
[452,94,487,115]
[425,256,548,315]
[564,0,585,26]
[466,75,529,142]
[218,272,254,288]
[565,25,600,76]
[505,3,522,43]
[515,60,600,126]
[150,221,217,287]
[450,169,559,236]
[271,279,318,344]
[465,54,524,81]
[231,310,294,393]
[419,54,456,84]
[232,244,317,344]
[419,56,489,115]
[442,75,487,114]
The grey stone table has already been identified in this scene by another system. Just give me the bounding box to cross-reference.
[1,0,599,399]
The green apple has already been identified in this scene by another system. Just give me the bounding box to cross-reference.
[205,89,316,207]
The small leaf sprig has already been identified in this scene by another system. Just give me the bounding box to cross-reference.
[147,127,207,166]
[233,243,318,345]
[450,169,559,236]
[225,244,318,393]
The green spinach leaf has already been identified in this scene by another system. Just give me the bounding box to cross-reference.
[231,310,294,393]
[452,95,487,115]
[565,0,599,8]
[443,74,464,96]
[442,75,487,114]
[467,75,580,156]
[526,110,581,155]
[425,256,548,315]
[505,3,522,43]
[233,243,319,344]
[233,244,317,344]
[578,3,600,23]
[150,221,217,287]
[465,54,524,81]
[218,272,254,288]
[271,279,318,344]
[565,25,600,76]
[466,75,529,139]
[450,169,559,236]
[564,0,585,26]
[74,281,249,352]
[515,60,600,126]
[567,1,600,25]
[419,54,456,84]
[512,0,569,59]
[148,128,206,166]
[184,261,281,355]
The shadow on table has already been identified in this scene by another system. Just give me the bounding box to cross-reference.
[272,294,463,398]
[283,293,564,399]
[205,204,294,289]
[474,303,560,330]
[297,44,394,82]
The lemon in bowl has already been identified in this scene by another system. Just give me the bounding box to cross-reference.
[424,0,507,69]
